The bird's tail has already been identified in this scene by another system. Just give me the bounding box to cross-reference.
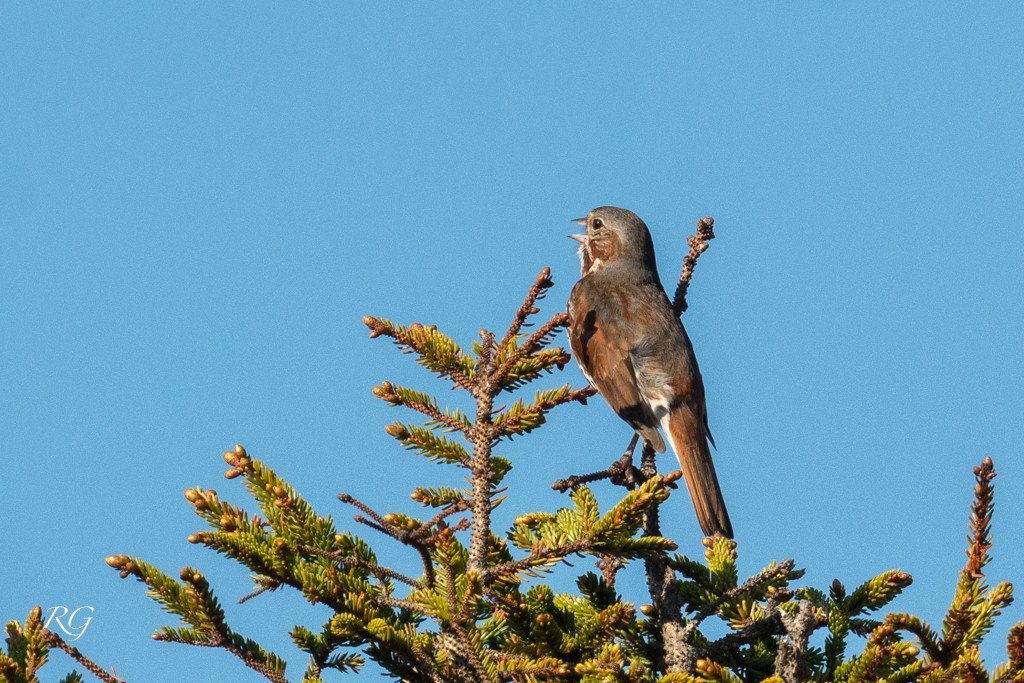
[662,404,733,538]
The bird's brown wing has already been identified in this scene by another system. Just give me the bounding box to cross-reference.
[568,284,666,452]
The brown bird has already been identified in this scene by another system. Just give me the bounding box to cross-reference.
[566,206,732,538]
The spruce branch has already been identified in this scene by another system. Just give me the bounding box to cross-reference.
[684,559,798,640]
[492,386,594,439]
[939,456,1005,662]
[363,317,476,390]
[373,382,474,436]
[966,456,996,579]
[492,305,573,390]
[485,538,594,581]
[40,629,124,683]
[105,557,289,683]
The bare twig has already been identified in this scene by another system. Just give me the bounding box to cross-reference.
[413,502,471,541]
[672,216,715,317]
[373,595,431,614]
[297,545,425,588]
[238,578,281,605]
[338,493,438,587]
[496,267,555,355]
[338,492,390,528]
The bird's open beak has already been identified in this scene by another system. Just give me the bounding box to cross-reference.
[571,217,587,227]
[569,233,587,243]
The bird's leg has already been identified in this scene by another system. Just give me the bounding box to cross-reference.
[607,433,643,489]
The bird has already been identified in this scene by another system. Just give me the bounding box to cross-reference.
[566,206,733,538]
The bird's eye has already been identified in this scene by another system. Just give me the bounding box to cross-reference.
[592,218,604,230]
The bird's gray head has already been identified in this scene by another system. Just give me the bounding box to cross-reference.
[570,206,658,275]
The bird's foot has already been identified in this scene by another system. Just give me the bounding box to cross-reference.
[551,433,646,492]
[606,450,643,489]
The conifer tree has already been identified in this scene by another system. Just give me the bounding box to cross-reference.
[4,219,1022,683]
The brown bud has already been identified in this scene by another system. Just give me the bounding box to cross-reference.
[384,423,409,439]
[184,488,202,503]
[639,604,656,616]
[105,555,127,569]
[373,381,397,400]
[363,315,384,338]
[410,322,424,331]
[224,467,243,479]
[273,537,289,550]
[662,470,683,485]
[187,534,202,544]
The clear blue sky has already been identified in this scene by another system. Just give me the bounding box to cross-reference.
[2,4,1022,680]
